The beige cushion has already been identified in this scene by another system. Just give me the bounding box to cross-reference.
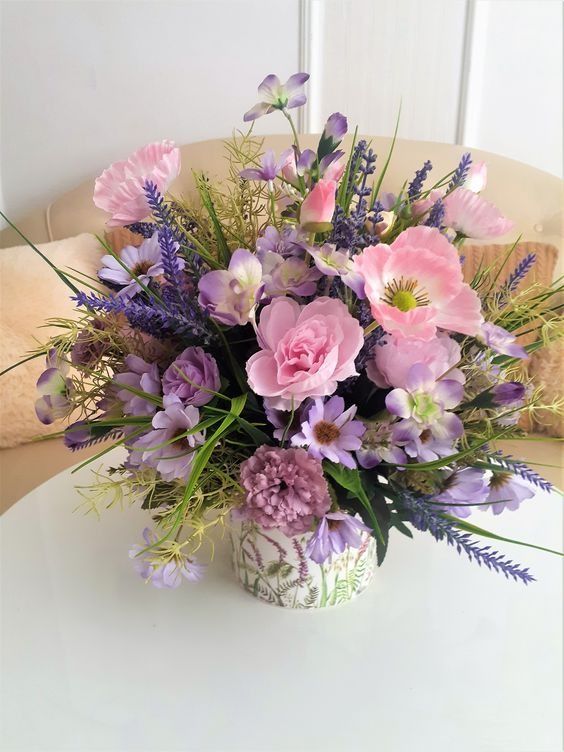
[0,234,103,448]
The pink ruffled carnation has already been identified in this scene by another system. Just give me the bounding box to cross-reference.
[354,226,483,340]
[94,140,181,227]
[239,445,331,536]
[246,297,364,409]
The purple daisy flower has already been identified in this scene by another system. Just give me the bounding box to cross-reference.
[291,396,365,469]
[129,528,205,588]
[161,346,220,406]
[434,468,490,518]
[129,395,205,482]
[305,512,371,564]
[256,224,307,259]
[263,397,312,442]
[480,322,528,359]
[34,349,75,425]
[356,420,407,468]
[392,421,458,463]
[98,231,178,297]
[483,472,535,515]
[243,72,310,122]
[113,354,161,416]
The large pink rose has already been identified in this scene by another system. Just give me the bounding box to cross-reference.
[94,140,181,227]
[354,226,483,340]
[246,297,364,409]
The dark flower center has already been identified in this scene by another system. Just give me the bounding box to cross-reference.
[132,260,153,276]
[419,429,432,444]
[327,518,342,531]
[489,471,511,490]
[314,420,340,445]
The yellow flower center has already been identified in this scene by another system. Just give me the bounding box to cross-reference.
[383,277,430,311]
[391,290,418,312]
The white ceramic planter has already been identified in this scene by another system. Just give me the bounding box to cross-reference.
[230,518,376,609]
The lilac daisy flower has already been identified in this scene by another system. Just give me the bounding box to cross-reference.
[306,512,371,564]
[34,349,75,425]
[291,396,365,469]
[261,252,322,297]
[356,420,407,468]
[483,472,535,515]
[129,528,205,588]
[243,72,310,122]
[256,224,307,259]
[129,395,205,482]
[392,422,457,463]
[98,231,178,297]
[434,468,489,518]
[307,243,366,298]
[113,354,161,416]
[480,322,528,359]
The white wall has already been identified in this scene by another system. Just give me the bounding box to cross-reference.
[0,0,561,223]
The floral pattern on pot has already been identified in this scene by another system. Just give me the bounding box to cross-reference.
[230,517,376,609]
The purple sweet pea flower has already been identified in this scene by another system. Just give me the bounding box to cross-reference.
[129,394,205,482]
[256,224,307,259]
[434,468,490,518]
[483,472,535,515]
[129,528,205,588]
[305,512,371,564]
[240,149,291,185]
[492,381,526,407]
[98,231,179,297]
[198,248,264,326]
[480,322,528,359]
[35,349,75,425]
[162,346,220,406]
[113,354,161,416]
[306,243,366,298]
[261,252,322,297]
[291,396,365,469]
[321,112,348,143]
[356,420,407,468]
[243,72,310,122]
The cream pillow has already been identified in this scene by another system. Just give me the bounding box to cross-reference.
[0,233,103,447]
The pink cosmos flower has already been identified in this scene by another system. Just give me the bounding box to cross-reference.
[354,226,483,340]
[299,179,336,232]
[246,297,364,409]
[366,333,464,389]
[442,188,513,239]
[94,141,181,227]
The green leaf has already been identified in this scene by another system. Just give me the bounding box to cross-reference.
[194,173,231,266]
[324,463,385,544]
[371,101,401,204]
[444,515,563,557]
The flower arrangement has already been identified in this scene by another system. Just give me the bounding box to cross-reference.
[5,71,562,594]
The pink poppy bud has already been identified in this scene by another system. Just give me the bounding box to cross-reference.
[299,179,336,232]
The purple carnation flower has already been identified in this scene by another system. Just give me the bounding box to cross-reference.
[356,420,407,468]
[162,346,220,406]
[256,224,307,259]
[113,354,161,416]
[261,252,322,297]
[98,231,180,297]
[480,322,528,359]
[35,349,75,425]
[305,512,371,564]
[483,472,535,515]
[129,395,205,482]
[292,396,366,469]
[243,72,309,122]
[239,445,331,536]
[129,528,205,588]
[434,468,489,518]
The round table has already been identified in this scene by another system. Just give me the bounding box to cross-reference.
[1,450,562,752]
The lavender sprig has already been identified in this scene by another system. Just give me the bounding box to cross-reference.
[490,453,552,493]
[400,492,535,584]
[505,253,536,293]
[407,160,432,200]
[424,198,445,228]
[448,152,472,190]
[125,221,158,239]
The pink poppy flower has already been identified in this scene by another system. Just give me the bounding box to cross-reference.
[354,226,483,340]
[463,161,487,192]
[246,297,364,409]
[442,188,513,239]
[299,179,336,232]
[94,140,181,227]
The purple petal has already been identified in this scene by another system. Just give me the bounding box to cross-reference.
[287,93,307,110]
[257,74,281,101]
[243,101,273,122]
[284,72,310,92]
[385,389,412,418]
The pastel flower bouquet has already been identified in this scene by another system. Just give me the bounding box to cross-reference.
[5,72,562,606]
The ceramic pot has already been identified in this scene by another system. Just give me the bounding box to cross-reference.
[230,517,376,609]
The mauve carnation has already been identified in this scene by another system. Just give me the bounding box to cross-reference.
[239,445,331,536]
[162,346,220,406]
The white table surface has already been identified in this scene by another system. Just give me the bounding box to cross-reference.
[1,449,562,752]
